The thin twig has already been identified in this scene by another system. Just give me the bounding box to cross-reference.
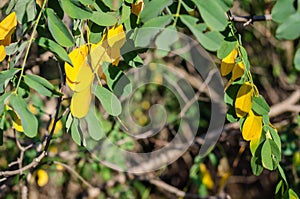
[53,161,94,189]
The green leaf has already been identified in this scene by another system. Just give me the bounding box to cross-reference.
[271,0,296,23]
[102,0,122,10]
[14,0,37,23]
[140,0,172,23]
[268,126,281,153]
[277,164,288,186]
[226,106,238,122]
[9,95,38,137]
[0,68,20,93]
[46,8,75,47]
[217,39,237,59]
[120,4,131,24]
[294,47,300,71]
[192,0,228,31]
[36,37,73,65]
[261,139,281,170]
[135,15,172,47]
[59,0,92,19]
[239,46,250,70]
[275,180,283,195]
[70,118,82,145]
[180,15,223,51]
[23,74,62,97]
[252,95,270,116]
[288,189,299,199]
[79,0,93,5]
[155,26,179,51]
[85,108,105,141]
[224,83,241,106]
[0,93,11,115]
[250,156,263,176]
[102,63,132,97]
[276,12,300,40]
[93,85,122,116]
[198,31,223,51]
[90,10,118,26]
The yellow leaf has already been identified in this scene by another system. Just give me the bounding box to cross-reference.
[90,44,110,70]
[221,48,238,76]
[199,163,214,190]
[70,87,92,118]
[235,82,253,118]
[132,0,144,16]
[107,24,126,49]
[242,109,262,141]
[0,12,17,41]
[37,169,49,187]
[231,62,245,81]
[73,60,93,92]
[0,45,6,62]
[64,45,89,90]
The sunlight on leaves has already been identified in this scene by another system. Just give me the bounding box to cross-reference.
[242,110,262,141]
[0,12,17,62]
[235,82,253,118]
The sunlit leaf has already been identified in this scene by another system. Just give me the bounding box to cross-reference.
[73,60,93,92]
[70,87,92,118]
[235,82,253,118]
[221,48,238,76]
[231,62,245,81]
[242,109,262,141]
[107,24,126,49]
[0,12,17,40]
[64,45,89,90]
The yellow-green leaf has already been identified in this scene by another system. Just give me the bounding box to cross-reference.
[70,87,92,118]
[242,110,262,141]
[231,62,245,81]
[221,48,238,76]
[37,169,48,187]
[235,82,253,118]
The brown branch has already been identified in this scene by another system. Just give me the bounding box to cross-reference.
[140,177,230,199]
[269,89,300,117]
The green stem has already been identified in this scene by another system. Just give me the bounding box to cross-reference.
[14,0,48,94]
[173,0,182,27]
